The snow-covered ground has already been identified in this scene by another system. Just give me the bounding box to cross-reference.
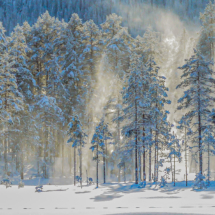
[1,180,215,215]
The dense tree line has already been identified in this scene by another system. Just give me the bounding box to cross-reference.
[1,1,215,189]
[0,0,212,36]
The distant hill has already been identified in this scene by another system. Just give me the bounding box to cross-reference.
[0,0,209,35]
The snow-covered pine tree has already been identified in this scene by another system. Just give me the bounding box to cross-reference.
[0,23,23,177]
[68,115,87,188]
[104,27,132,182]
[83,19,103,151]
[199,1,215,62]
[119,52,150,185]
[90,119,112,187]
[9,24,35,102]
[141,26,164,65]
[177,115,192,186]
[101,13,123,44]
[167,131,181,186]
[7,24,37,178]
[139,26,170,183]
[145,57,171,183]
[34,94,63,178]
[176,50,215,188]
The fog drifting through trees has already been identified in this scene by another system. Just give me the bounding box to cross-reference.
[1,1,215,188]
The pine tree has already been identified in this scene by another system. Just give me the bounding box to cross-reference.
[68,115,87,188]
[146,57,171,182]
[199,1,215,61]
[176,50,215,187]
[90,119,112,187]
[101,13,123,43]
[119,52,150,184]
[104,27,132,182]
[167,132,181,186]
[0,26,24,176]
[177,115,191,186]
[83,19,103,155]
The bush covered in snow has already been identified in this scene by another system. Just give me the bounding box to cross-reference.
[193,172,207,189]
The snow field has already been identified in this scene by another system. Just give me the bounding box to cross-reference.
[0,182,215,215]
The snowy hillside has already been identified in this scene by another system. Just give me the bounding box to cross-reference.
[0,0,210,35]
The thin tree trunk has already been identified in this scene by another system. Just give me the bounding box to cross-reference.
[4,138,8,175]
[197,64,203,177]
[62,138,64,176]
[69,147,72,174]
[138,147,141,183]
[143,114,146,182]
[96,143,99,188]
[74,147,76,185]
[174,145,176,186]
[44,126,49,178]
[135,81,138,184]
[37,157,40,176]
[20,139,24,180]
[16,151,19,171]
[103,147,105,183]
[171,157,173,183]
[124,163,126,182]
[80,140,82,189]
[207,134,210,185]
[143,146,146,182]
[149,145,151,182]
[117,96,121,183]
[154,145,157,182]
[106,139,108,181]
[185,127,187,186]
[21,151,24,180]
[156,144,158,182]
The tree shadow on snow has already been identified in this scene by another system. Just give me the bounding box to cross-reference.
[89,183,143,202]
[139,196,181,199]
[90,194,122,202]
[41,188,69,192]
[106,213,211,215]
[75,191,91,194]
[102,183,146,194]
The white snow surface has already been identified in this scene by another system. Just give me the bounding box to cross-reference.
[1,180,215,215]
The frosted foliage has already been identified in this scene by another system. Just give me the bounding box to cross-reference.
[2,1,215,190]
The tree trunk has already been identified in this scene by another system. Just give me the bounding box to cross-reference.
[157,144,158,182]
[4,137,8,175]
[124,163,126,182]
[44,126,49,179]
[117,95,121,183]
[138,147,141,183]
[62,138,64,176]
[143,114,146,182]
[208,135,210,186]
[16,151,19,171]
[80,141,82,189]
[21,140,24,180]
[96,143,99,188]
[154,145,157,182]
[149,144,151,182]
[106,140,108,181]
[171,157,173,182]
[197,64,203,177]
[135,82,138,184]
[21,153,24,180]
[103,147,105,183]
[74,147,76,185]
[174,146,176,186]
[69,146,72,174]
[185,127,188,186]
